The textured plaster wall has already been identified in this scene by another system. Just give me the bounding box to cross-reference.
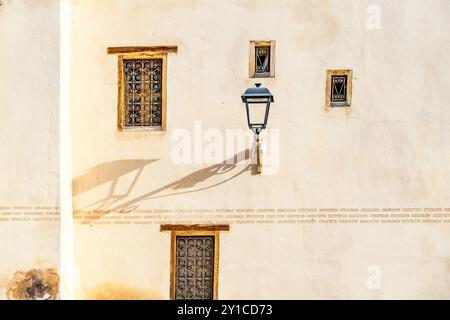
[0,0,59,205]
[74,223,449,300]
[68,0,450,299]
[70,0,450,210]
[0,0,60,299]
[219,224,449,299]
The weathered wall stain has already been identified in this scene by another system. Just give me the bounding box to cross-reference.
[83,282,162,300]
[232,0,340,50]
[74,0,208,17]
[289,0,340,50]
[6,268,59,300]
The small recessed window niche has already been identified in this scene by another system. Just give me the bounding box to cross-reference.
[249,40,275,78]
[326,69,353,108]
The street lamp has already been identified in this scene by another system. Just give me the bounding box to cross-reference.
[241,83,274,173]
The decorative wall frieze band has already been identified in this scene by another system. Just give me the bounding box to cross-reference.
[0,206,60,222]
[69,208,450,225]
[1,207,449,224]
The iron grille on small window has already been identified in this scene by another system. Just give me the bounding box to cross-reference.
[123,58,162,127]
[175,236,215,300]
[331,75,348,106]
[255,46,271,74]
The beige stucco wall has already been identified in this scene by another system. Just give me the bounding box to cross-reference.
[70,0,450,210]
[72,0,449,299]
[75,223,449,299]
[0,0,60,299]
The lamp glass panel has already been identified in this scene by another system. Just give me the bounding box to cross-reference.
[247,100,269,126]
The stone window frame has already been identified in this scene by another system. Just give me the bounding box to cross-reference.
[117,53,167,131]
[160,224,229,300]
[325,69,353,108]
[249,40,276,78]
[108,46,178,131]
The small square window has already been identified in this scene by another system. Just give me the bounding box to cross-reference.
[249,41,275,78]
[326,70,353,108]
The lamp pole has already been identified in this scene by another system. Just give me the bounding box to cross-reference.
[256,133,262,173]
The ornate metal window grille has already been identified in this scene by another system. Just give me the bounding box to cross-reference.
[331,75,348,105]
[255,46,271,74]
[175,236,215,300]
[123,58,162,127]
